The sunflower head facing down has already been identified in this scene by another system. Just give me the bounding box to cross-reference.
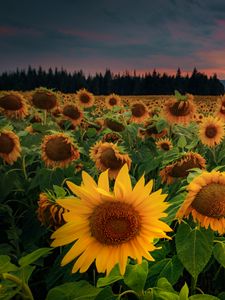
[163,95,195,125]
[0,130,21,165]
[176,170,225,234]
[0,92,28,119]
[130,101,149,123]
[105,93,121,109]
[51,164,172,275]
[37,192,67,229]
[41,133,80,168]
[76,88,95,108]
[199,116,225,147]
[62,104,83,126]
[31,88,58,110]
[160,152,206,184]
[90,141,131,179]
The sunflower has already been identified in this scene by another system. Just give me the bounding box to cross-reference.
[0,130,21,165]
[176,171,225,234]
[90,142,131,179]
[31,88,58,110]
[105,93,121,109]
[104,118,125,132]
[156,138,173,151]
[199,116,224,147]
[130,101,149,123]
[62,104,83,126]
[215,95,225,120]
[76,88,95,108]
[144,121,168,139]
[41,133,80,168]
[163,96,195,124]
[102,132,122,143]
[0,92,28,119]
[51,164,172,275]
[160,152,206,184]
[37,192,66,229]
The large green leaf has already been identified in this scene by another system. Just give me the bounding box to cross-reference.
[124,260,148,293]
[213,242,225,268]
[46,281,101,300]
[19,248,52,267]
[175,223,213,280]
[189,295,219,300]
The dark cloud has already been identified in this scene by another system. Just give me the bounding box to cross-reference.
[1,0,225,78]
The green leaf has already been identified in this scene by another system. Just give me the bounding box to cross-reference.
[46,280,101,300]
[148,255,183,285]
[213,242,225,268]
[94,287,117,300]
[218,292,225,300]
[179,283,189,300]
[19,248,52,267]
[189,295,219,300]
[152,288,179,300]
[14,265,36,283]
[177,136,187,148]
[53,185,67,198]
[175,223,213,280]
[156,277,175,293]
[124,260,148,293]
[97,264,123,288]
[86,128,97,138]
[0,255,18,273]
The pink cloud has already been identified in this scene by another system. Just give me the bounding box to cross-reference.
[0,26,42,37]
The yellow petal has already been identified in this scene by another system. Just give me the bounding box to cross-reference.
[98,169,109,192]
[114,164,132,199]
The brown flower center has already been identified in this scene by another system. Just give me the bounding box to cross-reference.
[131,103,146,117]
[63,105,81,120]
[205,125,217,138]
[100,148,124,170]
[32,92,57,110]
[146,125,158,135]
[89,201,141,245]
[170,155,204,178]
[105,119,125,132]
[79,93,91,103]
[109,97,117,106]
[102,132,121,143]
[161,142,170,151]
[45,137,72,161]
[0,95,23,110]
[169,101,190,116]
[0,133,15,154]
[192,183,225,218]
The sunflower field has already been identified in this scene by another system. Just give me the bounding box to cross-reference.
[0,88,225,300]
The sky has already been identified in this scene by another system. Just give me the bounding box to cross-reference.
[1,0,225,78]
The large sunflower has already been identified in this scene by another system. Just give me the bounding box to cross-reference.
[130,101,149,123]
[176,171,225,234]
[0,130,21,164]
[90,142,131,179]
[105,93,121,109]
[199,116,224,147]
[76,88,95,108]
[215,95,225,120]
[160,152,206,184]
[41,133,80,168]
[0,92,28,119]
[163,96,195,124]
[51,164,172,275]
[62,104,83,126]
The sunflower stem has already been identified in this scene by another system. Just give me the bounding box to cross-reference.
[190,276,197,295]
[22,155,28,180]
[43,110,47,125]
[118,289,140,299]
[1,273,34,300]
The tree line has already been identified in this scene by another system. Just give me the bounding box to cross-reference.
[0,66,224,95]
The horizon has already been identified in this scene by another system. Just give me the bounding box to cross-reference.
[2,1,225,79]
